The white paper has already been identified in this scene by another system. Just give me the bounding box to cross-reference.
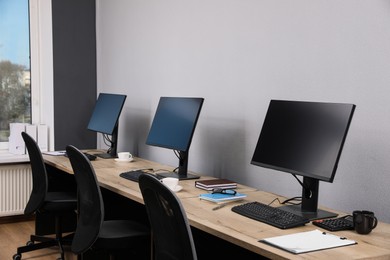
[261,229,356,254]
[37,124,48,152]
[43,150,66,156]
[9,123,28,154]
[25,124,37,141]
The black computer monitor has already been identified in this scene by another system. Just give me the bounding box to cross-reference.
[87,93,127,158]
[251,100,355,220]
[146,97,204,180]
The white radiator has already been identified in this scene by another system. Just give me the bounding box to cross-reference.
[0,164,32,217]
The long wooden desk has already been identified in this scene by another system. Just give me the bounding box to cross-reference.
[43,152,390,260]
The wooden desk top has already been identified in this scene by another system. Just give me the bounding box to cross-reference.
[43,152,390,259]
[183,193,390,259]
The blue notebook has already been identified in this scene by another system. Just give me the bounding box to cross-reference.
[199,192,247,203]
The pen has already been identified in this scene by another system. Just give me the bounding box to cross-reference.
[212,204,227,211]
[322,232,349,240]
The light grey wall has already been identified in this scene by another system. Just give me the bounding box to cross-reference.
[96,0,390,223]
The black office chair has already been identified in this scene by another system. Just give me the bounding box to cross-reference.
[138,173,198,260]
[65,145,150,259]
[13,132,77,260]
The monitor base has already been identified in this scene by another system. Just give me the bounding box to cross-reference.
[156,171,200,180]
[95,153,116,159]
[280,204,338,221]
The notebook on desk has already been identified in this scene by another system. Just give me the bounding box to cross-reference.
[199,192,247,203]
[195,178,237,191]
[260,229,357,254]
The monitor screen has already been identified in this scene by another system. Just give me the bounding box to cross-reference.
[146,97,204,179]
[87,93,127,158]
[251,100,355,220]
[146,97,204,152]
[88,93,127,135]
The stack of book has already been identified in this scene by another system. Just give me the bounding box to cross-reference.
[195,179,237,191]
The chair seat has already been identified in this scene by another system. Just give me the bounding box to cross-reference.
[94,220,150,250]
[41,191,77,212]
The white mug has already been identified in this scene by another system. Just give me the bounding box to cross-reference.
[161,177,179,190]
[117,152,133,160]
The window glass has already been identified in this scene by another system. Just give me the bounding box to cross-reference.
[0,0,31,144]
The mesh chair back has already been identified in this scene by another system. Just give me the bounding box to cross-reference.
[22,132,48,215]
[66,145,104,254]
[139,174,197,260]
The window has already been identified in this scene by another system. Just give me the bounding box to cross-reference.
[0,0,31,150]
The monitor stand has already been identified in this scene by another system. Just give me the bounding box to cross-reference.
[156,150,200,180]
[156,171,200,180]
[95,153,116,159]
[280,204,337,221]
[95,127,118,159]
[280,176,338,220]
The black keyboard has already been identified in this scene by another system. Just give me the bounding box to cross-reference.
[119,169,157,182]
[312,215,354,231]
[231,201,309,229]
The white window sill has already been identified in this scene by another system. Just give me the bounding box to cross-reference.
[0,151,29,164]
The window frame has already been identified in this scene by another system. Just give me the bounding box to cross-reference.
[0,0,53,153]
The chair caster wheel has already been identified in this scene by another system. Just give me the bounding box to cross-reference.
[26,240,34,246]
[13,253,21,260]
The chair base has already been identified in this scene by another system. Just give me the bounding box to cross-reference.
[14,233,73,260]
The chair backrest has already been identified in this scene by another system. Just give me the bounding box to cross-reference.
[66,145,104,255]
[22,132,48,215]
[138,174,197,260]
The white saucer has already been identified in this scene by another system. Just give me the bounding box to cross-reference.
[114,158,134,162]
[170,185,183,193]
